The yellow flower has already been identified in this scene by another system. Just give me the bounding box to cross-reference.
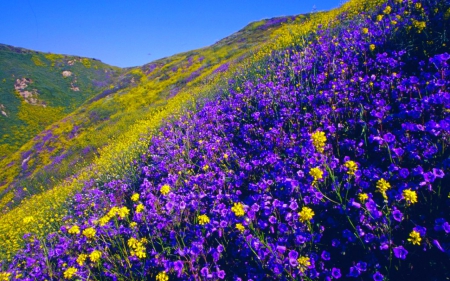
[344,160,358,175]
[297,256,311,272]
[68,225,80,235]
[376,178,391,193]
[235,223,245,233]
[117,206,130,219]
[156,271,169,281]
[311,131,327,153]
[198,214,210,225]
[63,267,77,279]
[23,216,34,224]
[202,164,209,171]
[160,184,171,195]
[82,227,96,239]
[76,253,87,266]
[98,215,111,226]
[403,189,418,204]
[223,153,229,159]
[408,230,421,245]
[0,272,11,281]
[298,206,314,223]
[128,237,139,248]
[89,250,102,263]
[383,5,392,14]
[391,20,397,25]
[362,28,369,34]
[377,14,384,21]
[131,193,140,202]
[130,221,137,228]
[309,167,323,182]
[358,193,369,203]
[136,203,145,213]
[370,44,376,51]
[231,202,245,217]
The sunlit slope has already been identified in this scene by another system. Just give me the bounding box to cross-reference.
[0,44,123,159]
[0,16,299,213]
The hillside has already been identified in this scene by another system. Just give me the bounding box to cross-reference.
[0,14,306,259]
[0,45,124,159]
[1,0,450,280]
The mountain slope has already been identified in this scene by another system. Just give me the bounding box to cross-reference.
[0,15,311,261]
[0,44,124,159]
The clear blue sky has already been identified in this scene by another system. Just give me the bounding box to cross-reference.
[0,0,342,68]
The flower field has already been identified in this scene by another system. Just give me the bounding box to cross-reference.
[1,0,450,280]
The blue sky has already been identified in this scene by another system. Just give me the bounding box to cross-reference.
[1,1,342,68]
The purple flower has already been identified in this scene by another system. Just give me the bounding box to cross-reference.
[373,272,384,281]
[423,171,436,183]
[399,168,409,178]
[383,133,396,143]
[443,222,450,233]
[393,246,408,259]
[217,270,226,279]
[289,201,299,210]
[288,250,298,267]
[332,268,341,279]
[433,168,445,178]
[392,210,403,222]
[321,250,330,261]
[174,260,183,277]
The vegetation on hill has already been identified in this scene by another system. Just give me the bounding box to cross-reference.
[0,14,305,262]
[0,44,123,159]
[1,0,449,280]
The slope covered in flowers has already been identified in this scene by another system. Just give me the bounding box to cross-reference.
[0,15,303,260]
[2,0,450,280]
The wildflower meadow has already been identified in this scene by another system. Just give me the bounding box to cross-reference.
[1,0,449,280]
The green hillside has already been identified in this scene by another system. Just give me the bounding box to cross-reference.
[0,44,124,160]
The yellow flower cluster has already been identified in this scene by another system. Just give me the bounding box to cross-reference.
[156,272,169,281]
[0,272,11,281]
[408,230,421,245]
[231,202,245,217]
[68,225,80,235]
[98,206,130,226]
[89,250,102,263]
[63,267,77,279]
[235,223,245,233]
[298,206,315,223]
[297,256,311,272]
[344,160,358,175]
[128,237,147,259]
[136,203,145,213]
[376,178,391,199]
[383,5,392,14]
[358,193,369,202]
[82,227,96,239]
[412,19,426,33]
[198,214,210,225]
[131,193,140,202]
[77,253,87,266]
[309,167,323,182]
[311,131,327,153]
[160,184,171,195]
[403,189,418,204]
